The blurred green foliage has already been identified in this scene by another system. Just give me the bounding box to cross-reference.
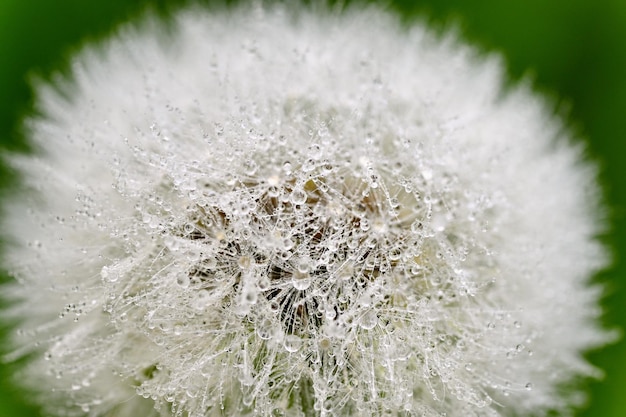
[0,0,624,416]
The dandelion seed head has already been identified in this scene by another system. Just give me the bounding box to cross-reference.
[1,4,610,417]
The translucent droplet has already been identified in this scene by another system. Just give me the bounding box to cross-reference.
[430,276,442,286]
[290,188,307,205]
[242,286,258,305]
[238,255,254,270]
[176,275,190,288]
[256,319,274,340]
[308,143,322,159]
[268,185,280,197]
[359,310,378,330]
[283,334,302,353]
[302,158,316,172]
[100,266,112,281]
[258,276,271,291]
[183,223,195,234]
[388,248,402,261]
[292,271,311,290]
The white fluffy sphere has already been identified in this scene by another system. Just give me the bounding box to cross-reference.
[1,4,610,417]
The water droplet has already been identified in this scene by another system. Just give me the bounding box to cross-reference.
[283,334,302,352]
[256,319,274,340]
[372,218,387,234]
[183,223,195,234]
[241,285,258,305]
[238,255,253,270]
[290,188,307,205]
[176,275,190,288]
[243,159,258,175]
[359,310,378,330]
[100,265,119,282]
[292,271,311,290]
[388,248,402,261]
[258,276,270,291]
[308,143,322,159]
[432,276,447,289]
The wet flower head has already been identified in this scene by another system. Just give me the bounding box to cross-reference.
[1,3,610,417]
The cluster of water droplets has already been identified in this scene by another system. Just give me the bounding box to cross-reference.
[69,104,538,417]
[4,6,608,417]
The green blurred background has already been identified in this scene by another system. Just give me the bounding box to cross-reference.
[0,0,624,416]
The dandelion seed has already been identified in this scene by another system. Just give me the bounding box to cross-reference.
[1,3,611,417]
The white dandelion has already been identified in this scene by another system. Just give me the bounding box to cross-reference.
[1,3,611,417]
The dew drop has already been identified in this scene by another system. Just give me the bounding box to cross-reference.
[291,271,311,290]
[388,248,402,261]
[359,311,378,330]
[100,266,118,283]
[308,143,322,159]
[290,188,307,205]
[258,276,271,291]
[176,275,190,288]
[238,255,253,270]
[256,319,274,340]
[283,334,302,353]
[242,286,258,305]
